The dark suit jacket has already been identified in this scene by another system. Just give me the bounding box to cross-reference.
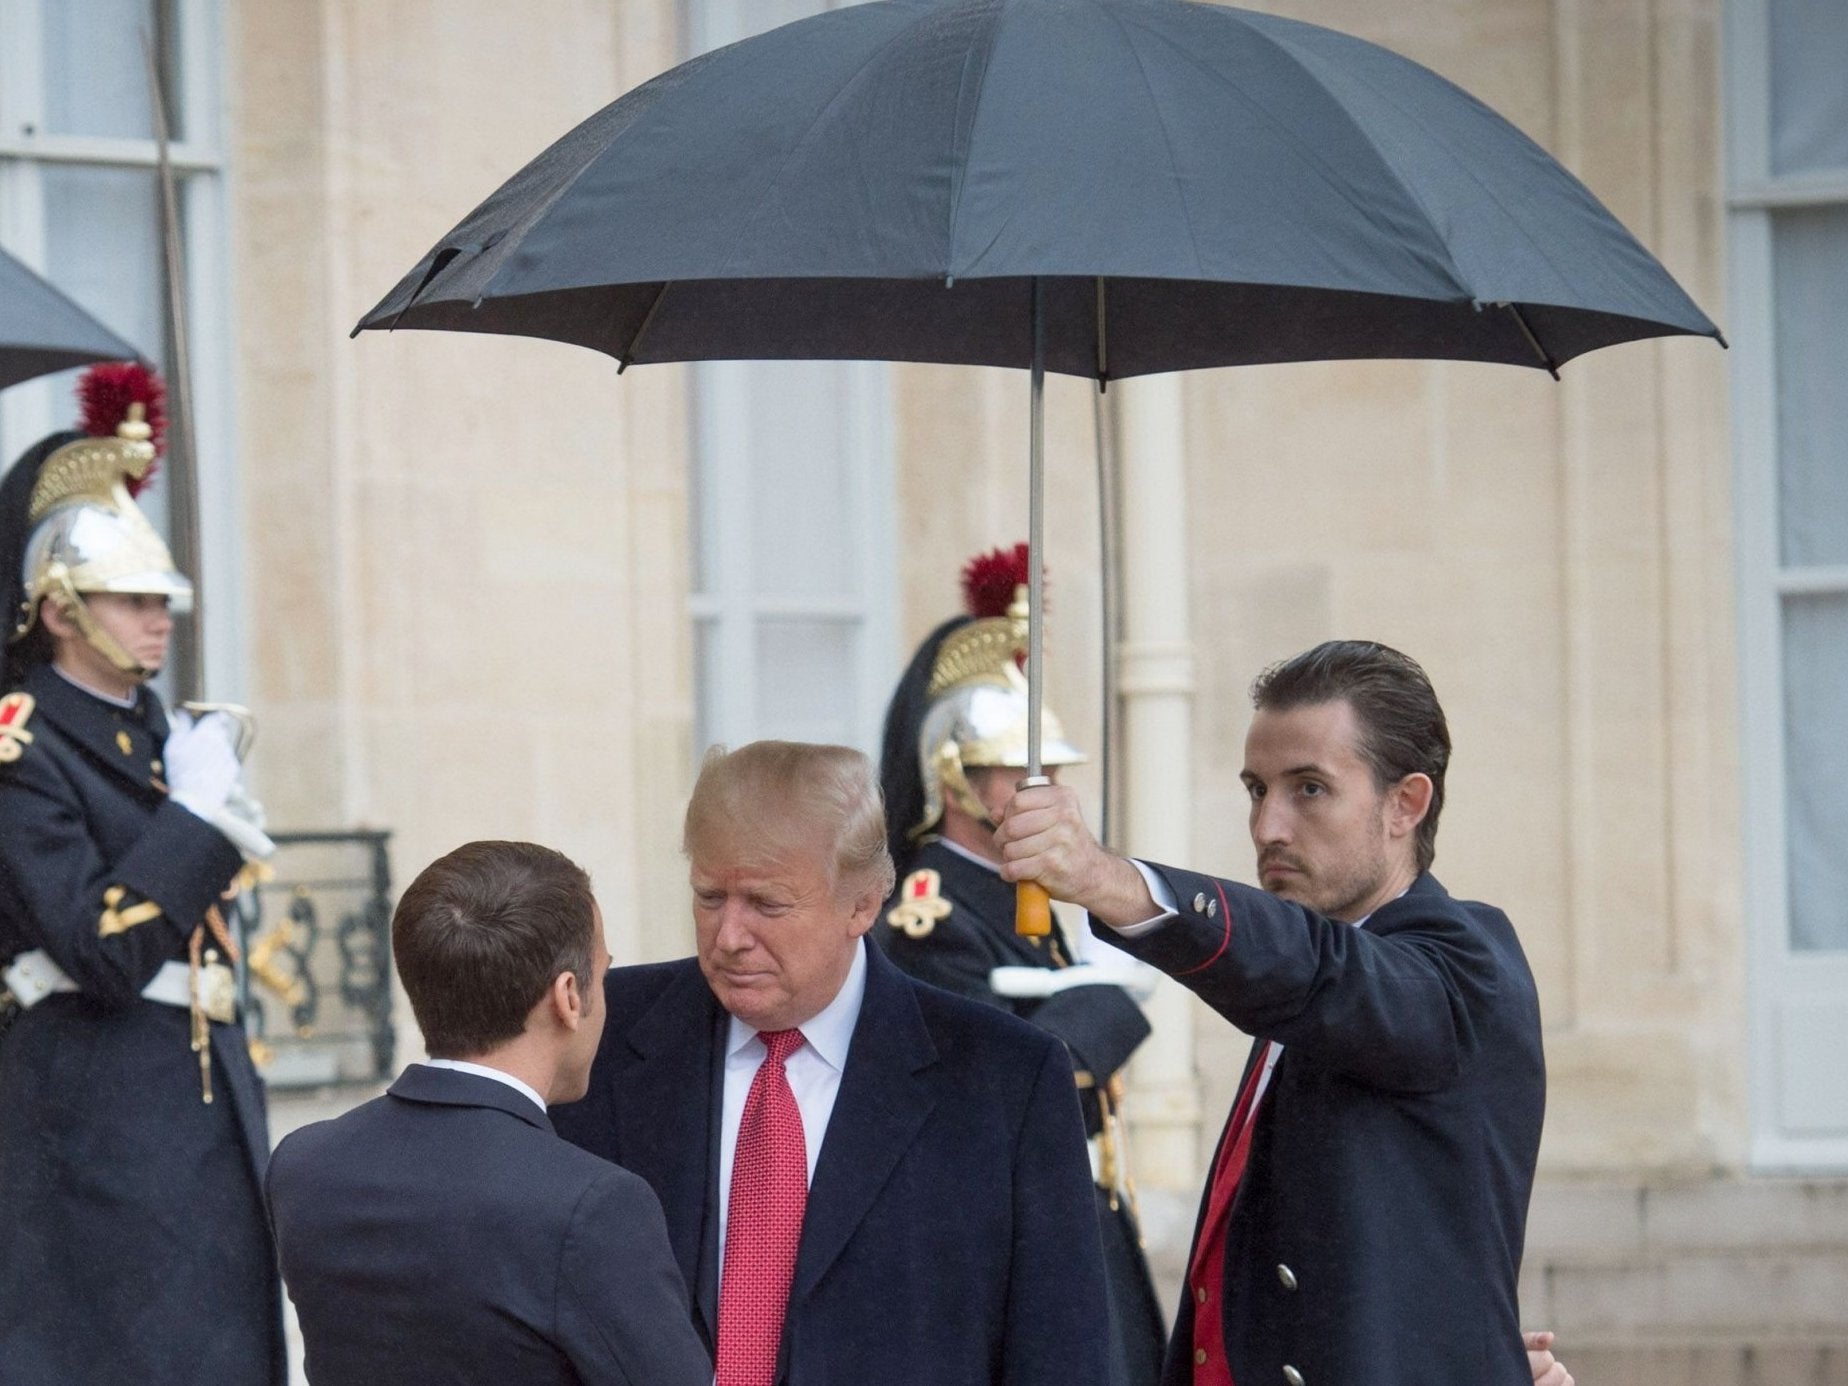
[551,939,1109,1386]
[1100,870,1545,1386]
[266,1065,711,1386]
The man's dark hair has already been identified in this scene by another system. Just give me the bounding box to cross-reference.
[1250,640,1451,874]
[391,840,596,1058]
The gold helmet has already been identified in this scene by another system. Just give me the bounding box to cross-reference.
[906,544,1085,840]
[5,363,192,679]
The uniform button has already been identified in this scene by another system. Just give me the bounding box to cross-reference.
[1193,892,1208,913]
[1194,1349,1208,1366]
[1283,1367,1305,1386]
[1207,897,1219,917]
[1195,1286,1207,1304]
[1276,1263,1297,1291]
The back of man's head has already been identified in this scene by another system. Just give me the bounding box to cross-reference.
[393,840,595,1059]
[1251,640,1451,874]
[684,740,896,902]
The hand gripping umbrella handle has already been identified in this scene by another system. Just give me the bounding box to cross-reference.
[1015,881,1053,938]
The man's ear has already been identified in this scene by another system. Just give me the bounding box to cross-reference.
[1388,773,1434,841]
[845,883,883,939]
[550,969,584,1031]
[38,597,76,641]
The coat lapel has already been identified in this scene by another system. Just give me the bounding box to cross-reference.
[615,963,725,1342]
[790,944,941,1302]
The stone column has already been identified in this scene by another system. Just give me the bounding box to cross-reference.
[1115,371,1202,1192]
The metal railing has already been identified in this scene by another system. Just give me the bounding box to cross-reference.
[237,830,394,1090]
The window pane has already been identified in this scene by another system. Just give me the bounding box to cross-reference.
[42,0,183,141]
[39,164,170,527]
[1784,593,1848,952]
[753,618,857,744]
[1769,0,1848,177]
[694,618,723,761]
[744,362,859,598]
[1772,206,1848,568]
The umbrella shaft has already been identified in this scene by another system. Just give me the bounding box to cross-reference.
[1027,278,1045,779]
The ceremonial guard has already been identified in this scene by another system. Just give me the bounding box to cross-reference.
[0,365,284,1384]
[876,545,1166,1386]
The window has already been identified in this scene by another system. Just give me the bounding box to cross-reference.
[1727,0,1848,1166]
[682,0,897,757]
[0,0,241,695]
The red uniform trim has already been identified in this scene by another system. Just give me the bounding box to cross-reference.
[1175,877,1235,977]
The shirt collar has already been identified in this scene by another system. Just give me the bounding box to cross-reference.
[421,1058,548,1113]
[52,662,139,709]
[724,933,868,1074]
[935,836,1002,875]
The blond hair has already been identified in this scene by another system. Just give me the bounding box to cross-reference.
[684,741,896,902]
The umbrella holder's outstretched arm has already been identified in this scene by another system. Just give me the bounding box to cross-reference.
[1017,278,1053,938]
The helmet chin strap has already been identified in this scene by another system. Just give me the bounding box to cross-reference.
[46,574,154,682]
[936,746,999,833]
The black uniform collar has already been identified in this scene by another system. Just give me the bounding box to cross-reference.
[21,661,170,791]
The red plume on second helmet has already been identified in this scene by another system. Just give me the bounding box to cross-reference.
[76,361,166,496]
[959,542,1040,619]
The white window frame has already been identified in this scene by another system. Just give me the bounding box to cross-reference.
[1724,0,1848,1170]
[0,0,244,700]
[687,359,898,758]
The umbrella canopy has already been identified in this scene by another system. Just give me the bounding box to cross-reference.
[357,0,1720,376]
[1,247,142,391]
[356,0,1723,934]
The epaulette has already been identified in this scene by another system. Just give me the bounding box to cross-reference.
[0,691,35,764]
[886,867,953,940]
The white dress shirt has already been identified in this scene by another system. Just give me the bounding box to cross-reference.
[421,1058,548,1114]
[716,936,868,1263]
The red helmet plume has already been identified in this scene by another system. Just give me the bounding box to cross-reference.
[77,362,166,495]
[959,542,1038,620]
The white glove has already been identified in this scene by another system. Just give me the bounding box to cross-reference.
[213,780,277,862]
[990,961,1161,1002]
[163,710,241,822]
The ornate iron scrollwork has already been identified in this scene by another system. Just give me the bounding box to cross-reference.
[238,831,393,1088]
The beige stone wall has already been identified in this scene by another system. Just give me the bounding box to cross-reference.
[229,0,697,999]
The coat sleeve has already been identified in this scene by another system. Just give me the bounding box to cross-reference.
[1000,1037,1113,1386]
[0,748,243,1003]
[554,1167,713,1386]
[1095,864,1503,1093]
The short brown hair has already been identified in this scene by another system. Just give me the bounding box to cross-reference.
[392,840,596,1058]
[1251,641,1451,874]
[684,741,896,902]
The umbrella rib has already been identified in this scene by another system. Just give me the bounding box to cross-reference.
[1500,302,1561,379]
[1247,21,1599,312]
[617,282,673,374]
[1128,16,1468,294]
[1090,0,1208,279]
[716,5,962,278]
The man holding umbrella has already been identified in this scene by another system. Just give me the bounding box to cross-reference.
[877,543,1164,1386]
[997,640,1562,1386]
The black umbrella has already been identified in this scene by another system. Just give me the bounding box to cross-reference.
[357,0,1722,931]
[1,247,142,391]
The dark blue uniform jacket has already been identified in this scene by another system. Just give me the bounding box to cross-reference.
[0,662,281,1385]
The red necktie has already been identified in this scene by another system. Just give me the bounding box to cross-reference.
[717,1028,808,1386]
[1188,1040,1276,1385]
